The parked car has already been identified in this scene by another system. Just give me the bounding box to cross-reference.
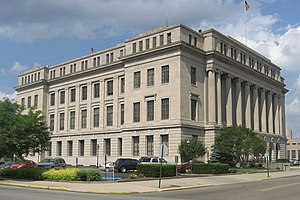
[290,159,299,165]
[37,157,66,169]
[114,158,138,173]
[177,162,192,173]
[100,162,114,171]
[138,156,169,164]
[10,160,37,169]
[0,161,13,169]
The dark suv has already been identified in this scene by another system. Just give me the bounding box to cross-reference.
[114,158,138,173]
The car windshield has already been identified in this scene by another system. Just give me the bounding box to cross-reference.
[41,158,54,163]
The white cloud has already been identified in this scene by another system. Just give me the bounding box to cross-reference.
[10,62,28,74]
[0,91,17,101]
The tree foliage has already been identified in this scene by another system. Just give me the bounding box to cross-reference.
[178,138,206,162]
[0,99,50,160]
[212,125,266,166]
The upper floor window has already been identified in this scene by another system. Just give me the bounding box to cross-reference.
[93,107,100,128]
[70,111,75,129]
[220,42,227,55]
[60,91,65,104]
[59,113,65,130]
[120,104,125,125]
[81,109,87,129]
[159,34,164,46]
[81,86,87,101]
[21,98,25,106]
[191,98,197,120]
[161,98,169,120]
[153,37,157,48]
[161,65,169,84]
[107,80,113,96]
[107,105,113,126]
[133,43,137,53]
[147,100,154,121]
[147,68,155,86]
[134,71,141,89]
[49,114,54,131]
[133,102,140,122]
[120,77,125,94]
[189,34,192,45]
[139,40,143,51]
[167,32,171,44]
[146,39,150,50]
[50,93,55,106]
[231,47,237,60]
[240,52,246,64]
[70,88,76,102]
[34,95,38,107]
[93,83,100,98]
[191,67,196,85]
[27,96,31,108]
[106,54,109,63]
[194,37,197,47]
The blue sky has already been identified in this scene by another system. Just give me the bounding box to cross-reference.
[1,0,300,136]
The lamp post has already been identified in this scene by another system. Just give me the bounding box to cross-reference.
[96,144,100,168]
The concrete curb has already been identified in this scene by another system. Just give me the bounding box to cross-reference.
[160,184,212,191]
[0,181,70,191]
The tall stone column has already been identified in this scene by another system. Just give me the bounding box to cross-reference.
[235,78,242,125]
[259,88,267,133]
[281,95,286,136]
[273,94,280,135]
[278,95,283,135]
[252,85,260,132]
[208,70,216,124]
[267,91,274,134]
[225,74,233,126]
[216,71,222,125]
[244,82,251,128]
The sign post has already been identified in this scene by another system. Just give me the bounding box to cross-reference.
[158,144,168,188]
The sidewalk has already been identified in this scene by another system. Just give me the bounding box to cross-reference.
[1,168,300,194]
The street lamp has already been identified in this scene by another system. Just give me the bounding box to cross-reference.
[96,144,100,168]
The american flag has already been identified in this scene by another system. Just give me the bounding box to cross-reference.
[245,1,250,11]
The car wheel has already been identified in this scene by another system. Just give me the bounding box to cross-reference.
[120,167,127,173]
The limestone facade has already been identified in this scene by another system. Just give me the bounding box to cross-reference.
[15,24,288,165]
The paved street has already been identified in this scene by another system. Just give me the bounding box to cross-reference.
[1,175,300,200]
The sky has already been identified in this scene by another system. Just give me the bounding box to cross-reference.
[0,0,300,136]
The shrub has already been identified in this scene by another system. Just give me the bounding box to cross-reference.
[0,168,47,180]
[192,163,230,174]
[42,168,79,181]
[137,164,176,177]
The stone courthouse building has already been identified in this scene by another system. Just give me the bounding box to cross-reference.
[15,24,288,165]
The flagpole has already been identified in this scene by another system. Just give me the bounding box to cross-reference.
[245,2,247,46]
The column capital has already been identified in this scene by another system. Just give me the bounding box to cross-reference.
[206,68,216,73]
[242,81,251,86]
[250,84,258,90]
[258,87,266,93]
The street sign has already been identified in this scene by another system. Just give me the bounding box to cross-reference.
[159,144,168,157]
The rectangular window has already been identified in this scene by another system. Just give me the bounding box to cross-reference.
[161,135,169,155]
[107,105,113,126]
[194,36,197,47]
[59,113,65,130]
[50,93,55,106]
[153,37,157,48]
[292,150,296,159]
[118,138,122,156]
[34,95,38,107]
[81,61,84,70]
[93,108,99,127]
[79,140,84,156]
[120,49,124,57]
[133,102,140,122]
[21,98,25,106]
[159,34,164,46]
[191,67,196,85]
[97,56,100,66]
[110,53,113,62]
[74,63,77,72]
[134,71,141,88]
[240,52,246,64]
[81,86,87,101]
[189,34,193,45]
[167,32,171,44]
[139,40,143,51]
[146,136,154,155]
[67,141,73,156]
[104,139,111,156]
[94,83,100,98]
[70,88,76,102]
[93,57,96,67]
[106,54,109,63]
[147,100,154,121]
[132,136,139,156]
[85,60,88,69]
[220,42,227,55]
[231,47,237,60]
[161,98,169,120]
[132,42,136,53]
[107,80,113,96]
[60,91,65,104]
[161,65,169,84]
[120,104,125,125]
[91,139,97,156]
[56,141,62,156]
[50,114,54,131]
[81,109,87,129]
[120,77,125,93]
[70,111,75,129]
[147,68,154,86]
[146,39,150,50]
[191,99,197,120]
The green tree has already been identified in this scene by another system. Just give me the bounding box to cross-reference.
[214,125,266,166]
[178,138,206,162]
[0,98,50,160]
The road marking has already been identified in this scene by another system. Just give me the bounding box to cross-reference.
[258,182,300,191]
